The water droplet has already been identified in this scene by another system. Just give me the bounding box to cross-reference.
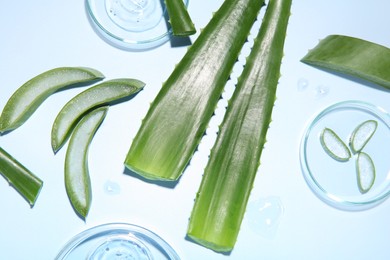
[247,196,284,239]
[104,180,121,195]
[297,78,309,91]
[315,85,330,98]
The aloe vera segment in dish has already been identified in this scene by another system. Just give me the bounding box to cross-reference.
[320,128,351,162]
[0,147,43,206]
[165,0,196,36]
[349,120,377,154]
[125,0,265,181]
[65,106,108,219]
[301,35,390,90]
[187,0,292,252]
[0,67,104,134]
[356,152,375,194]
[52,78,145,153]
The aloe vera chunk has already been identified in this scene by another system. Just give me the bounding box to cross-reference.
[320,128,351,162]
[349,120,377,154]
[301,35,390,90]
[125,0,265,181]
[165,0,196,36]
[0,147,43,206]
[65,106,108,219]
[356,152,375,194]
[187,0,292,252]
[0,67,104,134]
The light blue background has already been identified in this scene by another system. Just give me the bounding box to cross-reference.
[1,0,390,259]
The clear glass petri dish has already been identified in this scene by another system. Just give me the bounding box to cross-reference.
[56,223,180,259]
[300,100,390,211]
[85,0,189,51]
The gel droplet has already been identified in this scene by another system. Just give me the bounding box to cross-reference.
[297,78,309,91]
[104,180,121,195]
[89,238,151,260]
[247,196,284,239]
[315,85,330,98]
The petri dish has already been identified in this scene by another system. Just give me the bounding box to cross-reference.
[85,0,189,51]
[56,223,180,259]
[300,100,390,210]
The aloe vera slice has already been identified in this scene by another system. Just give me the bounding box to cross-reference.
[51,78,144,153]
[356,152,375,194]
[125,0,265,181]
[187,0,292,252]
[301,35,390,90]
[0,147,43,206]
[320,128,351,162]
[165,0,196,36]
[0,67,104,134]
[349,120,377,154]
[65,106,108,219]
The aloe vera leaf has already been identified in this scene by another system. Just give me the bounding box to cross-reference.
[187,0,292,252]
[0,147,43,206]
[165,0,196,36]
[356,152,375,194]
[0,67,104,134]
[301,35,390,90]
[320,128,351,162]
[65,106,108,219]
[51,78,144,153]
[349,120,377,154]
[125,0,265,181]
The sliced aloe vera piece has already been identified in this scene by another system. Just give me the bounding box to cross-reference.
[65,106,108,219]
[320,128,351,162]
[0,67,104,133]
[165,0,196,36]
[349,120,377,154]
[51,78,145,153]
[0,147,43,206]
[301,35,390,90]
[356,152,375,194]
[125,0,265,181]
[187,0,292,252]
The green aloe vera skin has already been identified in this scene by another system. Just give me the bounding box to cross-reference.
[301,35,390,90]
[165,0,196,36]
[0,147,43,206]
[125,0,265,181]
[187,0,292,252]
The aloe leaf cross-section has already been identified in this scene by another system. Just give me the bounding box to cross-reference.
[125,0,265,181]
[187,0,292,252]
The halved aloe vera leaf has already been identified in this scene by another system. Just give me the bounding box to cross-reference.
[165,0,196,36]
[65,106,108,219]
[320,128,351,162]
[349,120,377,154]
[356,152,375,194]
[52,78,144,153]
[0,147,43,206]
[301,35,390,90]
[0,67,104,133]
[125,0,265,181]
[187,0,292,252]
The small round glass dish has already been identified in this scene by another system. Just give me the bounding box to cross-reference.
[56,223,180,259]
[86,0,189,51]
[300,100,390,211]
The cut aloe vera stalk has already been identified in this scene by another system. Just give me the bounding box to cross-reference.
[320,128,351,162]
[65,106,108,219]
[356,152,375,194]
[0,67,104,133]
[125,0,265,181]
[165,0,196,36]
[349,120,377,154]
[0,147,43,206]
[301,35,390,90]
[187,0,292,252]
[52,78,144,153]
